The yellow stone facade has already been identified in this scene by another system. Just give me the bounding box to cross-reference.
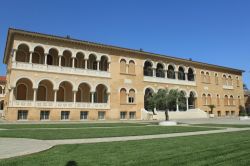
[2,29,245,121]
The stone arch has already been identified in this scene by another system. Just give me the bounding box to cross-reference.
[202,93,207,105]
[16,43,30,62]
[143,60,153,76]
[61,50,72,67]
[95,84,108,103]
[32,46,45,64]
[120,59,127,73]
[37,79,54,101]
[47,48,59,66]
[156,62,165,78]
[88,54,98,70]
[76,82,91,102]
[128,60,135,74]
[167,64,175,79]
[144,87,154,110]
[224,95,229,106]
[187,67,195,81]
[188,91,197,109]
[75,52,85,68]
[178,66,185,80]
[99,55,109,71]
[15,78,33,100]
[57,81,73,102]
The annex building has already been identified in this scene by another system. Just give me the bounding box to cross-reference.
[1,28,245,121]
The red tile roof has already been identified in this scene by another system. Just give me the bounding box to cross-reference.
[0,76,6,82]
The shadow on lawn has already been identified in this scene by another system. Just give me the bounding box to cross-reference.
[65,160,78,166]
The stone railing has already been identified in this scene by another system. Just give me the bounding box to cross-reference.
[144,76,196,86]
[12,62,111,78]
[11,100,110,109]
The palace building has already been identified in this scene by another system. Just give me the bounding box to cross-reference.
[2,28,245,121]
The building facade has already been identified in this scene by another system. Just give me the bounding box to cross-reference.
[2,29,245,121]
[245,91,250,113]
[0,76,6,117]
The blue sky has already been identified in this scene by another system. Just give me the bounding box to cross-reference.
[0,0,249,87]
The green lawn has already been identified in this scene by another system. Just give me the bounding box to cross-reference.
[1,131,250,166]
[0,126,216,140]
[0,122,147,129]
[192,124,250,128]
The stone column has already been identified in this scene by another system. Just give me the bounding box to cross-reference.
[33,89,37,102]
[91,92,95,103]
[54,90,57,102]
[176,99,179,112]
[72,58,75,68]
[73,91,77,103]
[152,68,156,77]
[175,71,178,79]
[84,58,88,69]
[58,55,62,67]
[9,88,14,106]
[185,72,188,81]
[29,51,33,63]
[107,62,110,72]
[165,70,168,78]
[97,60,100,71]
[186,97,189,111]
[44,53,48,65]
[12,49,17,63]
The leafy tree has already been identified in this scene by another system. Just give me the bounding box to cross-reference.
[243,84,248,90]
[207,105,216,114]
[147,89,186,121]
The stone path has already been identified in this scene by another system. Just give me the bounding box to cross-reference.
[1,127,250,160]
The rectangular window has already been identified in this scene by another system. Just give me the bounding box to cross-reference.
[231,111,235,116]
[128,97,134,103]
[129,112,136,119]
[61,111,70,120]
[40,110,50,120]
[80,111,88,120]
[98,111,105,120]
[217,111,221,117]
[18,110,28,120]
[225,111,230,116]
[120,112,127,120]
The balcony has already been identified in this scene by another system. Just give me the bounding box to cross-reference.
[12,62,111,78]
[144,76,196,86]
[223,85,234,90]
[11,100,110,109]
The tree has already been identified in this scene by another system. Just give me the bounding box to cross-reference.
[207,105,216,114]
[243,84,248,90]
[147,89,186,121]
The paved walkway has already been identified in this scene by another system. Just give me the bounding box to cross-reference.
[1,127,250,160]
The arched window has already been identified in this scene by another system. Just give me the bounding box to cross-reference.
[167,65,175,79]
[57,81,73,102]
[229,95,234,106]
[236,77,240,87]
[144,61,153,76]
[37,80,54,101]
[15,78,33,100]
[202,94,206,105]
[216,95,220,106]
[144,88,154,110]
[223,75,227,85]
[224,95,229,106]
[76,83,91,102]
[120,88,127,104]
[238,96,241,105]
[201,71,205,83]
[156,63,165,78]
[188,68,195,81]
[88,54,97,70]
[207,94,212,105]
[95,84,108,103]
[0,86,2,94]
[178,67,185,80]
[206,72,210,83]
[215,73,219,85]
[47,48,59,66]
[16,44,30,62]
[120,59,127,73]
[75,52,85,69]
[100,56,109,71]
[188,92,196,109]
[32,46,44,64]
[62,50,72,67]
[228,76,233,86]
[0,100,4,110]
[128,89,135,103]
[128,60,135,74]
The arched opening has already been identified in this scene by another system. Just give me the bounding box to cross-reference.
[188,92,196,109]
[120,88,127,104]
[238,96,241,105]
[0,86,2,94]
[128,89,135,103]
[95,84,108,103]
[202,94,206,106]
[229,95,234,106]
[57,81,73,102]
[32,46,44,64]
[88,54,97,70]
[215,73,219,85]
[144,88,154,110]
[47,48,59,66]
[223,75,227,85]
[156,63,165,78]
[75,52,85,69]
[201,71,205,83]
[228,76,233,86]
[167,65,175,79]
[207,94,212,105]
[37,80,54,101]
[15,78,33,100]
[76,83,91,102]
[206,72,210,83]
[120,59,127,73]
[61,50,72,67]
[216,95,220,106]
[16,44,30,62]
[224,95,229,106]
[178,66,185,80]
[0,100,4,110]
[99,56,109,71]
[143,61,153,76]
[179,91,187,111]
[128,60,135,74]
[187,68,195,81]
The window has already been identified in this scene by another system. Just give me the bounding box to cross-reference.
[144,61,153,76]
[80,111,88,120]
[128,89,135,104]
[216,95,220,106]
[207,94,212,105]
[201,71,205,83]
[187,68,195,81]
[18,110,28,120]
[120,112,127,120]
[223,75,227,85]
[128,60,135,74]
[167,65,175,79]
[120,59,127,73]
[224,95,229,106]
[229,95,234,106]
[61,111,70,120]
[120,88,127,104]
[178,67,185,80]
[206,72,210,83]
[202,94,207,106]
[215,73,219,85]
[217,111,221,117]
[231,111,235,116]
[40,110,50,120]
[156,63,165,78]
[98,111,105,120]
[236,77,240,87]
[226,111,230,116]
[129,112,136,119]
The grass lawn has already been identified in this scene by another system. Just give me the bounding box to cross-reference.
[0,125,216,140]
[1,131,250,166]
[0,122,147,129]
[192,124,250,128]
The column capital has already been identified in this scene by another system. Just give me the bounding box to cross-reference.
[29,51,34,54]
